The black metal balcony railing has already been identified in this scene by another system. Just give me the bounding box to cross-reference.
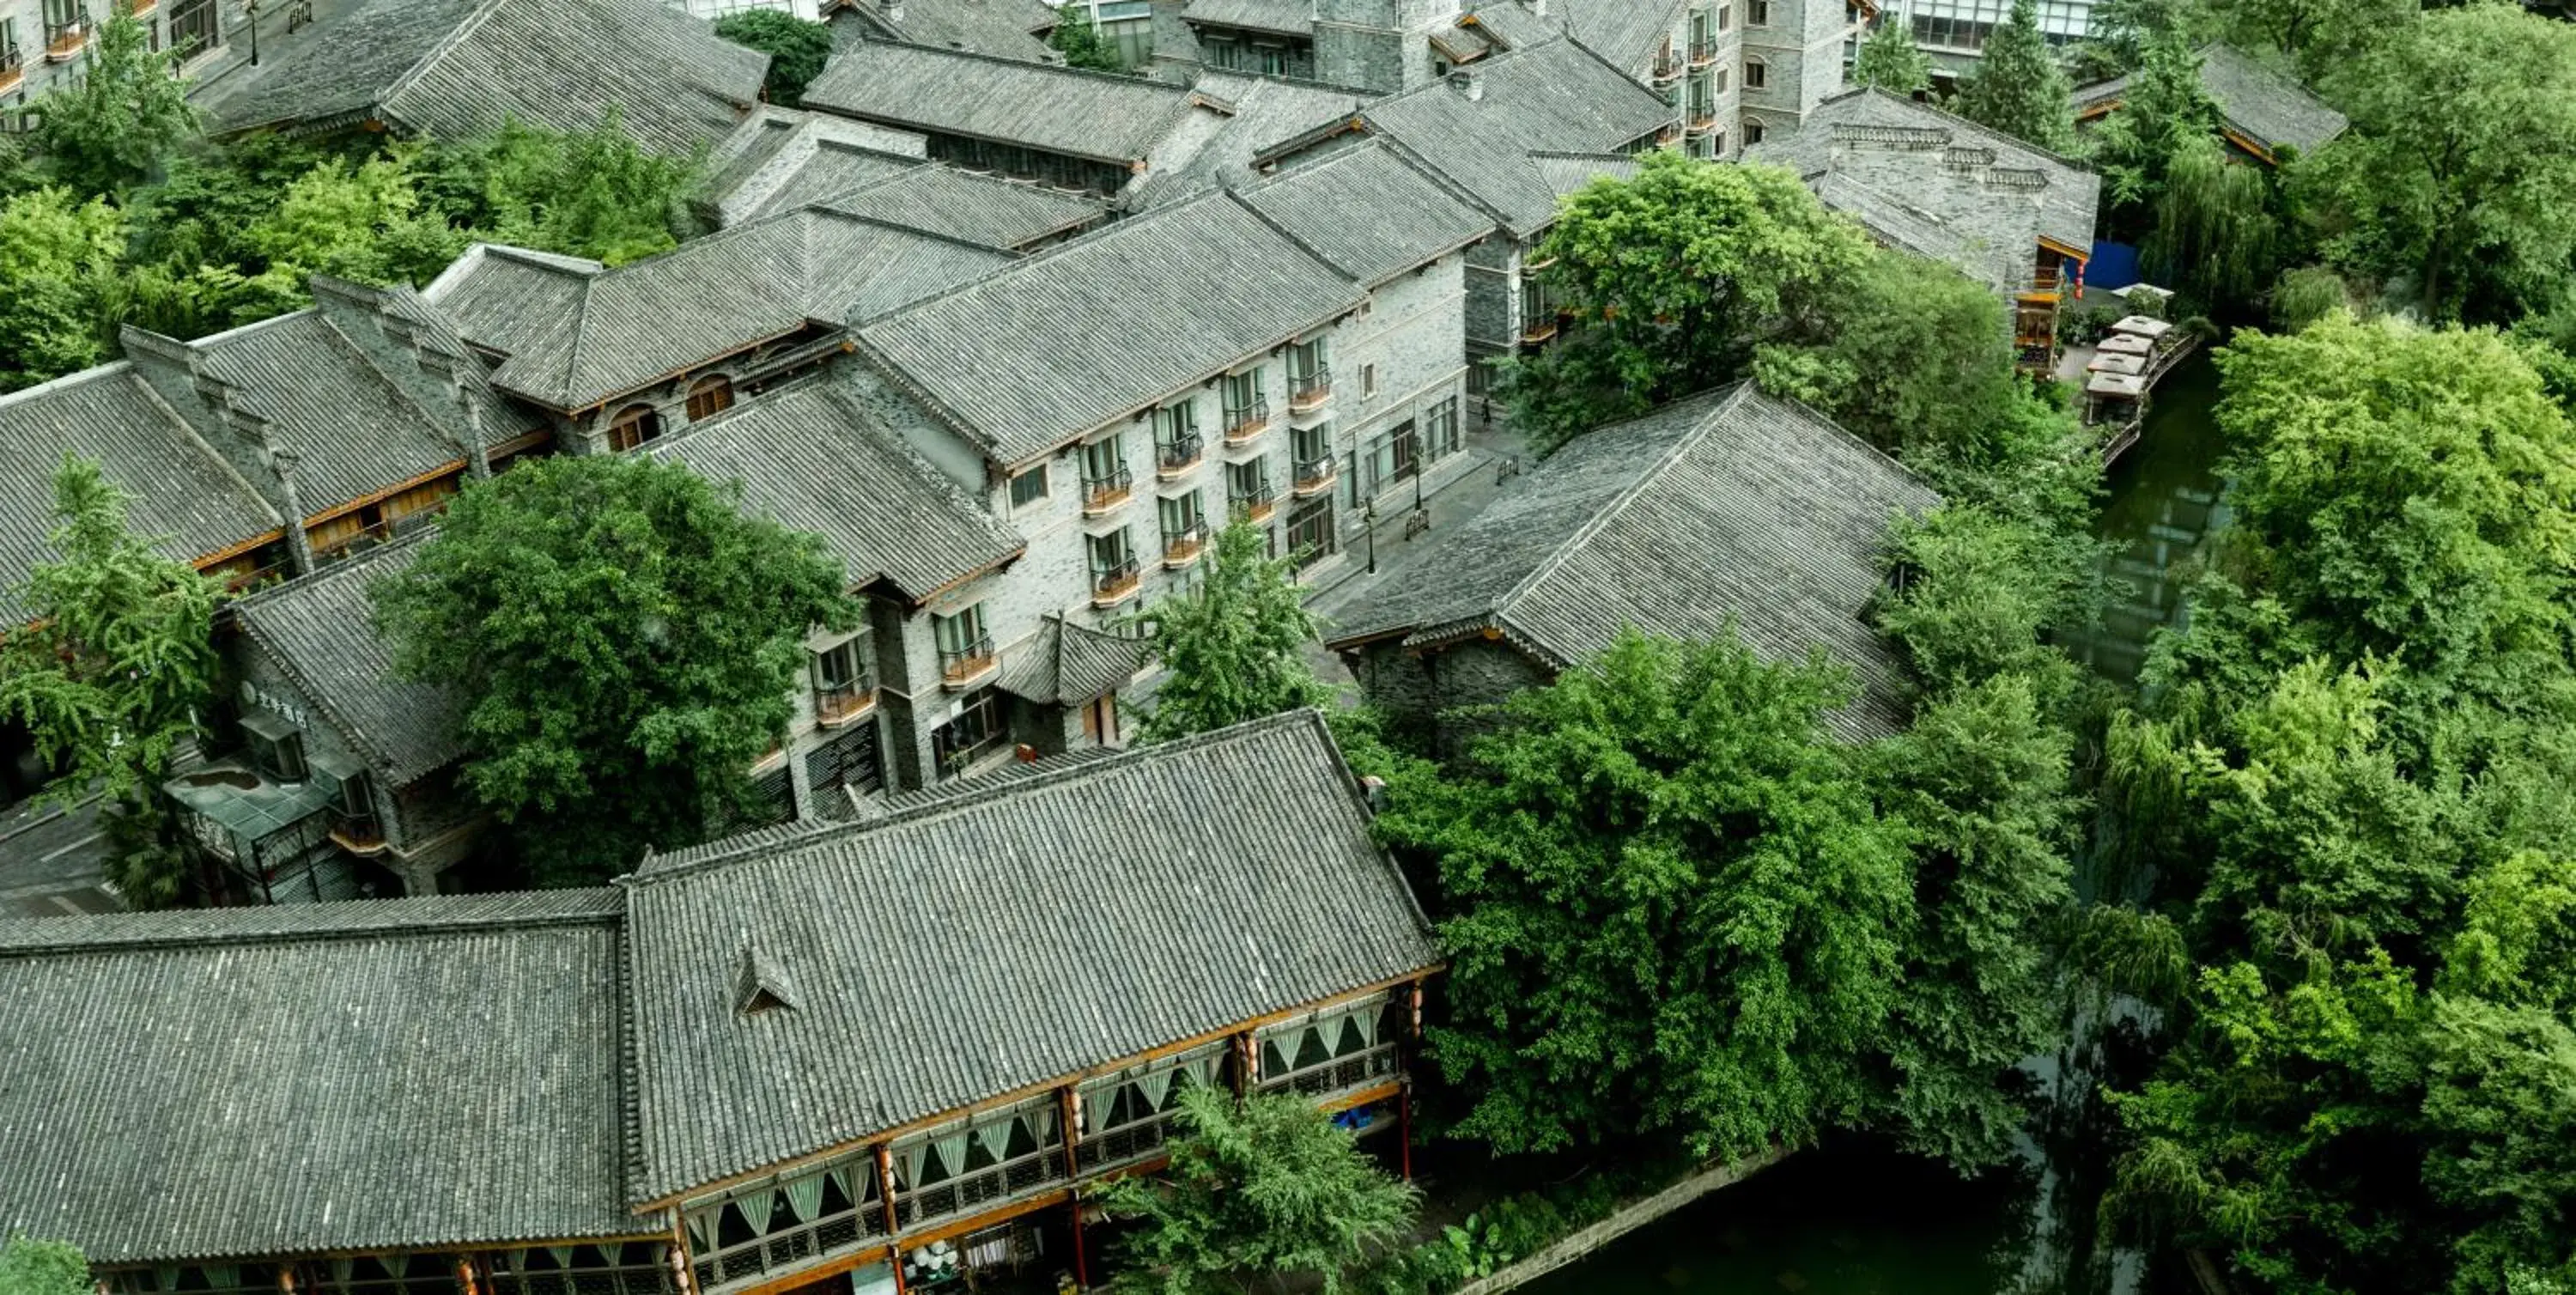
[1687,37,1716,64]
[695,1204,887,1292]
[1229,485,1276,520]
[1162,520,1208,564]
[1082,463,1133,512]
[1255,1040,1401,1098]
[1223,400,1271,441]
[0,46,24,82]
[1091,556,1141,603]
[1293,455,1337,495]
[1077,1110,1185,1172]
[1286,368,1330,410]
[815,675,877,725]
[1157,433,1203,473]
[893,1149,1066,1231]
[1651,52,1681,81]
[939,636,995,683]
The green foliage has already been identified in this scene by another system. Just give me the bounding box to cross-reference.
[1850,16,1931,95]
[2148,131,2285,308]
[1098,1085,1419,1295]
[1955,0,2075,152]
[2218,0,2413,86]
[2084,29,2218,236]
[1493,152,1873,451]
[0,1237,90,1295]
[2269,264,2351,331]
[2302,3,2576,320]
[0,187,126,392]
[240,146,466,291]
[413,114,699,267]
[0,458,222,909]
[1048,4,1128,72]
[1133,520,1330,742]
[370,454,856,884]
[2068,0,2213,81]
[1378,630,1913,1158]
[714,10,832,106]
[32,15,198,195]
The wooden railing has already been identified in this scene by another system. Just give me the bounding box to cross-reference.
[1255,1041,1400,1099]
[694,1204,888,1292]
[893,1151,1066,1231]
[815,678,877,727]
[1076,1110,1185,1173]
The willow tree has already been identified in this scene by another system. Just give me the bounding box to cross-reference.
[2149,133,2281,307]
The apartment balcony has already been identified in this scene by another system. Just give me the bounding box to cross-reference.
[1157,433,1204,479]
[1091,556,1143,608]
[1292,455,1338,498]
[814,677,878,728]
[327,806,386,856]
[1255,1040,1401,1101]
[1162,522,1209,569]
[1687,108,1719,133]
[1230,489,1277,525]
[890,1147,1067,1236]
[45,21,90,60]
[939,638,997,689]
[0,47,23,94]
[1520,315,1561,345]
[1650,52,1682,82]
[1687,38,1716,66]
[1222,400,1271,444]
[1081,464,1134,516]
[1286,368,1331,415]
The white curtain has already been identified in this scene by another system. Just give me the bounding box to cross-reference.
[933,1127,970,1180]
[783,1170,826,1225]
[737,1187,781,1237]
[683,1208,718,1252]
[1139,1065,1178,1112]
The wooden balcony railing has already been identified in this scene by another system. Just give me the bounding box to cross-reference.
[1082,464,1134,515]
[1255,1041,1401,1099]
[1286,369,1331,413]
[815,677,878,727]
[1162,522,1208,568]
[1076,1111,1185,1173]
[1292,455,1337,497]
[939,638,996,686]
[1091,556,1142,607]
[893,1149,1066,1232]
[1223,400,1270,443]
[1230,488,1276,524]
[693,1202,888,1292]
[1157,434,1203,477]
[328,806,386,855]
[1521,316,1561,344]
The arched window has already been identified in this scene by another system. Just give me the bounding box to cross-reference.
[685,374,734,422]
[1742,113,1768,147]
[606,404,661,452]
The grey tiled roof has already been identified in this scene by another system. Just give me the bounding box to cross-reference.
[647,384,1024,603]
[1528,149,1640,199]
[1752,88,2100,258]
[2074,43,2347,155]
[1265,39,1674,238]
[808,164,1111,249]
[805,39,1195,165]
[854,191,1360,465]
[0,365,281,622]
[424,211,1015,410]
[230,533,463,787]
[1233,140,1492,285]
[997,612,1154,703]
[835,0,1060,62]
[1326,384,1941,740]
[0,891,635,1263]
[216,0,764,155]
[1173,0,1313,36]
[859,745,1121,817]
[1127,74,1376,209]
[1557,0,1688,79]
[617,708,1437,1201]
[734,142,927,223]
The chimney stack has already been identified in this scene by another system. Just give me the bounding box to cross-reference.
[1449,67,1483,100]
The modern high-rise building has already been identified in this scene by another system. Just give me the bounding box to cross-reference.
[1877,0,2092,69]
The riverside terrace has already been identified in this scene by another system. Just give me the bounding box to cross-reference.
[0,712,1440,1295]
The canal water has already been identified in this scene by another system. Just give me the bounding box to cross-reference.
[1518,356,2233,1295]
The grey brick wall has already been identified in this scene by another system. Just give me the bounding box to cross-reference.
[1350,636,1549,757]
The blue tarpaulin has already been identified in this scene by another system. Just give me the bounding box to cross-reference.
[2088,241,2143,292]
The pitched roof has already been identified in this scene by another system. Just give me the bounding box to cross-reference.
[617,709,1437,1201]
[214,0,764,155]
[1171,0,1312,36]
[2074,43,2348,156]
[1127,73,1377,209]
[1748,88,2101,263]
[1325,384,1941,740]
[230,532,463,787]
[854,191,1360,465]
[1231,140,1492,285]
[423,210,1016,410]
[646,384,1024,604]
[996,612,1154,704]
[701,107,933,228]
[730,142,928,224]
[1261,39,1674,238]
[0,365,281,621]
[0,891,635,1264]
[804,40,1196,166]
[805,164,1111,250]
[835,0,1060,62]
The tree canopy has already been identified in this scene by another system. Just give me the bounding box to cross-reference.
[1133,520,1330,742]
[370,454,855,884]
[714,11,834,106]
[31,15,198,196]
[1098,1085,1419,1295]
[1850,16,1932,95]
[1048,4,1128,72]
[0,1238,89,1295]
[1955,0,2076,152]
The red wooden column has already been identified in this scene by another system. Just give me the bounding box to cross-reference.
[1060,1085,1091,1291]
[878,1146,907,1295]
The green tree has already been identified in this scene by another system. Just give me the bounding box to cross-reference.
[2217,0,2414,85]
[1850,15,1931,94]
[418,115,699,266]
[2148,131,2284,307]
[0,1237,89,1295]
[1955,0,2076,152]
[1133,520,1329,742]
[32,13,198,195]
[2068,0,2212,80]
[240,147,465,296]
[1048,3,1127,72]
[0,458,222,909]
[2269,264,2352,331]
[2084,28,2219,237]
[0,187,125,391]
[370,455,855,884]
[1494,152,1873,450]
[2304,3,2576,319]
[713,10,832,106]
[1377,629,1914,1157]
[1098,1085,1419,1295]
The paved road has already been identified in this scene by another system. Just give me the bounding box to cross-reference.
[0,795,123,918]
